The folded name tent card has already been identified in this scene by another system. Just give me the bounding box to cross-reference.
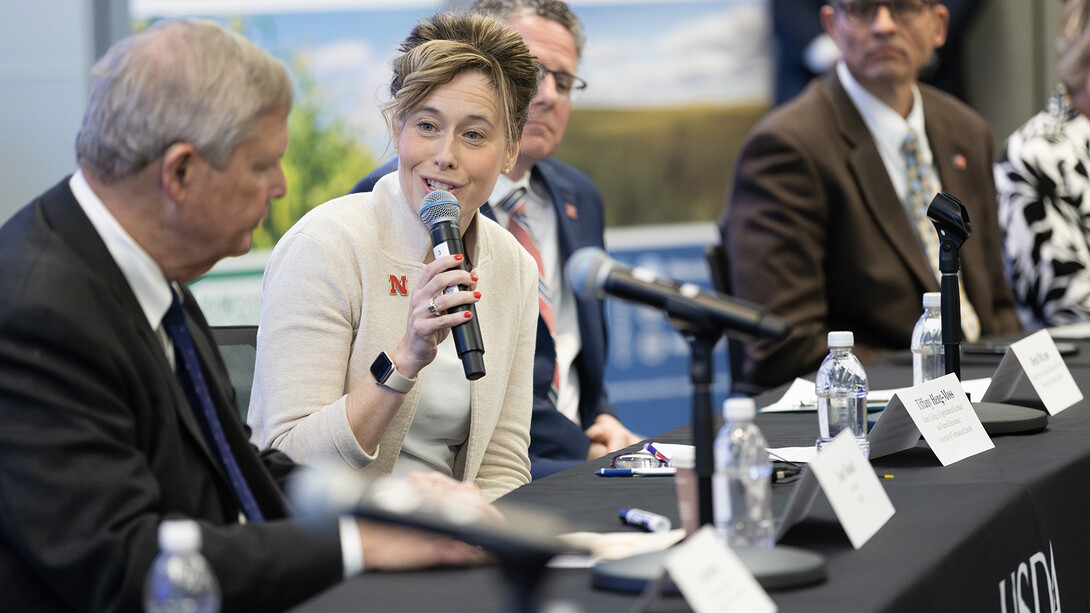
[871,374,994,466]
[809,431,895,550]
[982,330,1083,415]
[664,526,777,613]
[775,466,820,543]
[774,433,895,548]
[867,394,924,460]
[868,377,995,460]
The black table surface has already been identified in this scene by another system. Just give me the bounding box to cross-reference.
[290,341,1090,612]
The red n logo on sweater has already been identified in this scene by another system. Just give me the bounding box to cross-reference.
[389,275,408,296]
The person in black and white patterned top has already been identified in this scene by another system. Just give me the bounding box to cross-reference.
[995,0,1090,329]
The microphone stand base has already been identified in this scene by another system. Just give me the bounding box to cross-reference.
[592,544,826,596]
[973,401,1048,436]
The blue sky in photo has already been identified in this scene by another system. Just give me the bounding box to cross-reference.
[135,1,771,152]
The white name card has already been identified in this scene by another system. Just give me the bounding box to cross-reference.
[775,467,819,543]
[982,330,1082,415]
[664,525,777,613]
[809,431,895,549]
[867,393,924,460]
[883,374,994,466]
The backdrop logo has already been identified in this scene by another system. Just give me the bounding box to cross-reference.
[999,542,1060,613]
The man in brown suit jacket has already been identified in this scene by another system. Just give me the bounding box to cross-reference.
[719,0,1020,388]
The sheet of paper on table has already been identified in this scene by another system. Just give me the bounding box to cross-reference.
[645,442,817,465]
[549,529,686,568]
[1047,321,1090,339]
[760,376,993,413]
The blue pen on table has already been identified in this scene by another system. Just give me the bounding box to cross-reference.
[596,467,677,477]
[619,508,672,532]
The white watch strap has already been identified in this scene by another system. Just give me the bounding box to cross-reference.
[381,362,416,393]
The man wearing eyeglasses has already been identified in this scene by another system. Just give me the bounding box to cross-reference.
[718,0,1020,388]
[353,0,641,478]
[772,0,983,105]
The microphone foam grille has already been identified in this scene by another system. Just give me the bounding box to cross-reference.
[419,190,460,228]
[566,247,611,299]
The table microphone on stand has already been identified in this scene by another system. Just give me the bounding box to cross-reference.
[568,248,826,596]
[926,193,1046,435]
[926,192,969,378]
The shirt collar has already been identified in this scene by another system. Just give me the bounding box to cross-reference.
[489,170,533,204]
[837,61,930,162]
[487,168,541,227]
[69,169,174,331]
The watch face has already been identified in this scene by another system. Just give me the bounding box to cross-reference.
[370,352,393,383]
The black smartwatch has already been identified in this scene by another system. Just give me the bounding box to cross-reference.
[369,351,416,393]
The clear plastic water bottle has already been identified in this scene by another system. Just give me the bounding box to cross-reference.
[815,331,870,459]
[713,397,774,549]
[144,520,221,613]
[911,292,945,385]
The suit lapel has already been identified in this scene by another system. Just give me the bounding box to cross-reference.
[181,299,235,480]
[181,287,236,427]
[42,182,237,489]
[925,93,974,215]
[538,161,581,260]
[42,180,133,303]
[828,76,938,290]
[181,286,284,514]
[534,161,607,417]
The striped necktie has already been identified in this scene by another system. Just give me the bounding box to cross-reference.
[903,129,981,342]
[498,188,560,403]
[163,292,264,522]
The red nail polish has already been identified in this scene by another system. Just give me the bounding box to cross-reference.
[463,311,472,319]
[454,254,463,261]
[470,274,478,282]
[473,291,481,299]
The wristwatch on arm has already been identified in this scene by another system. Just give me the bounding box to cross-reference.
[369,351,416,393]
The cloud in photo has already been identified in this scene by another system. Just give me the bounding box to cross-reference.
[579,2,771,108]
[298,38,398,154]
[276,1,772,155]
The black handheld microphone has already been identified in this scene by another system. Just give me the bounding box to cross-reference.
[419,190,485,380]
[566,247,788,341]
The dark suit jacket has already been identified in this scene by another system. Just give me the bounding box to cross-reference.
[0,180,343,612]
[352,158,614,476]
[720,73,1021,387]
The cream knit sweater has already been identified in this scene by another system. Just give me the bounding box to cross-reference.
[248,173,537,500]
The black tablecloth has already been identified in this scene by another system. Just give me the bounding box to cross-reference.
[290,345,1089,612]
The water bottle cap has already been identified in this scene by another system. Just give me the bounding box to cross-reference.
[722,396,756,421]
[827,331,854,348]
[158,520,201,553]
[922,292,941,308]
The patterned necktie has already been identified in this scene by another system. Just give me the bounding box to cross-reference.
[903,129,981,342]
[163,292,265,522]
[498,187,560,403]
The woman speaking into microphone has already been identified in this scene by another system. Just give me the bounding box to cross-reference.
[249,11,540,501]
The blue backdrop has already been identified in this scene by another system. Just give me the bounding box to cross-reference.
[600,234,732,439]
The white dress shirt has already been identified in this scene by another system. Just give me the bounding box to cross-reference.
[836,60,941,215]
